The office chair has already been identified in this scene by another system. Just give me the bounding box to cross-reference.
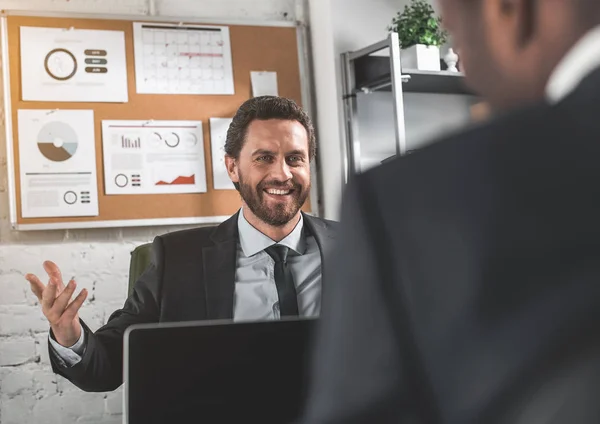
[127,243,152,297]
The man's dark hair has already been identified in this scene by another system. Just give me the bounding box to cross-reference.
[224,96,316,160]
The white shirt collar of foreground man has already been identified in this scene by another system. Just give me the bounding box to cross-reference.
[546,25,600,104]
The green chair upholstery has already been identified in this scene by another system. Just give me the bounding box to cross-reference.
[127,243,153,297]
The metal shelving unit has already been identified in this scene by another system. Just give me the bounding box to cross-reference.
[341,32,474,180]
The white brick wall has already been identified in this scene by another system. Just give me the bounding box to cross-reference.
[0,1,303,423]
[0,338,37,367]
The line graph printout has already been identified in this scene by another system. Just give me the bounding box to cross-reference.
[101,120,207,195]
[133,22,234,95]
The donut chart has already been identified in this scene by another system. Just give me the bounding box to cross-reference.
[63,191,77,205]
[164,132,180,148]
[37,121,79,162]
[44,48,77,81]
[115,174,128,188]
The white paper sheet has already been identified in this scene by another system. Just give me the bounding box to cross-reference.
[102,120,207,195]
[133,22,234,95]
[20,26,128,102]
[209,118,235,190]
[17,110,99,218]
[250,71,278,97]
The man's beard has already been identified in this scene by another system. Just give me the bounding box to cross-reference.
[238,174,309,227]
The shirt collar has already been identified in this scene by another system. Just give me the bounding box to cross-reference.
[546,25,600,104]
[237,209,306,257]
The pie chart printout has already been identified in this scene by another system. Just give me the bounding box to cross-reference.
[37,121,79,162]
[17,109,99,219]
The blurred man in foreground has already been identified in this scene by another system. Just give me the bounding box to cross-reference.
[302,0,600,423]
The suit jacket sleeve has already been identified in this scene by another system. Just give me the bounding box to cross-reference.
[300,177,418,423]
[49,236,165,392]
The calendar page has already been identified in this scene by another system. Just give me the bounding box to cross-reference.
[133,22,234,95]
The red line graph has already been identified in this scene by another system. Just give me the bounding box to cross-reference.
[155,175,196,185]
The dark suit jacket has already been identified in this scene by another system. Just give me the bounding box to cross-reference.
[302,68,600,424]
[50,211,337,392]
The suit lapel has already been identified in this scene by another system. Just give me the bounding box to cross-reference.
[303,213,337,285]
[203,212,239,320]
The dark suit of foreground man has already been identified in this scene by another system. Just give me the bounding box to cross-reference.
[302,0,600,423]
[24,96,337,392]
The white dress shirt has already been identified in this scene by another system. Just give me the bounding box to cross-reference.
[234,210,322,321]
[546,25,600,104]
[50,209,322,365]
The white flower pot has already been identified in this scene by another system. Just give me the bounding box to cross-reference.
[400,44,441,71]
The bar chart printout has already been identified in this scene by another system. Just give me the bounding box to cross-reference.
[101,120,207,195]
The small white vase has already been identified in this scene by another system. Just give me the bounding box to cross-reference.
[400,44,440,71]
[444,48,459,72]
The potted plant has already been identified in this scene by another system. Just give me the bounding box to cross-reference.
[388,0,448,71]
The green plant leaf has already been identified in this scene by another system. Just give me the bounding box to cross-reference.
[388,0,447,48]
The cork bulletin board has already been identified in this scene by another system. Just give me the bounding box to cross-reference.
[3,13,310,230]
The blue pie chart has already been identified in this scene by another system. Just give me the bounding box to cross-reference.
[37,121,78,162]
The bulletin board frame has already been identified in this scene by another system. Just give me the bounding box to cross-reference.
[1,10,318,231]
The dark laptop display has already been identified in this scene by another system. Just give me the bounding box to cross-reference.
[124,318,316,424]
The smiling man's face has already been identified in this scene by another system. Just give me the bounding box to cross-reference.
[225,119,311,227]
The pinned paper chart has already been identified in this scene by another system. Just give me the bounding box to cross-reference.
[17,109,99,218]
[19,26,128,102]
[209,117,235,190]
[101,120,207,195]
[133,22,234,95]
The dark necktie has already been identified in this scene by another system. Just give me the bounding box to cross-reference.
[265,245,299,317]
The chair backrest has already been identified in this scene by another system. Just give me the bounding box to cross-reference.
[128,243,153,297]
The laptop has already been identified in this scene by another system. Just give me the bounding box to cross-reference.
[123,317,317,424]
